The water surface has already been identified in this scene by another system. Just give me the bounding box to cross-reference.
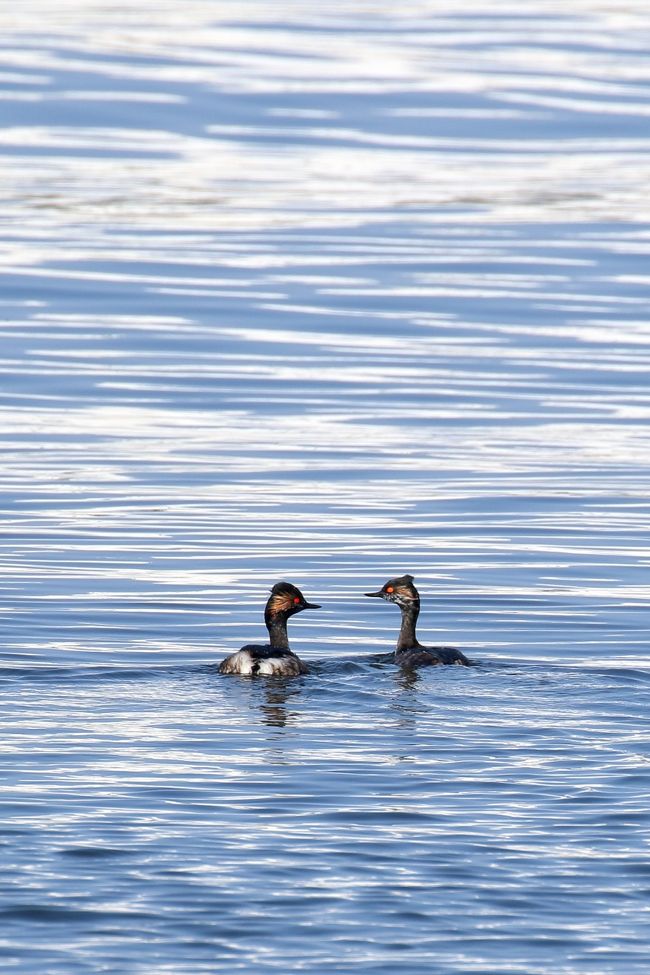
[2,3,650,973]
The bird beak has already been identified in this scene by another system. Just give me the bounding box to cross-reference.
[364,590,384,598]
[303,601,321,610]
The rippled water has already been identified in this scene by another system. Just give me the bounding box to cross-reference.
[3,2,650,972]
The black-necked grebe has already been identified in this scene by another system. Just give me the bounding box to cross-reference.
[218,582,320,677]
[365,574,470,668]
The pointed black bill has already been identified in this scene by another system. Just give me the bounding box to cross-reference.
[303,601,321,610]
[364,590,384,598]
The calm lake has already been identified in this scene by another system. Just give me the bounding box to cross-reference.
[2,2,650,973]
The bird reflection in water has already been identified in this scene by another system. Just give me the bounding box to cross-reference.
[258,678,303,728]
[394,667,422,692]
[389,667,432,738]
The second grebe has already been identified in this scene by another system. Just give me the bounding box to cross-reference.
[365,574,469,668]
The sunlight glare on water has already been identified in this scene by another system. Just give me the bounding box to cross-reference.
[2,2,650,973]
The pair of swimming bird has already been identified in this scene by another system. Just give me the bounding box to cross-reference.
[218,574,470,676]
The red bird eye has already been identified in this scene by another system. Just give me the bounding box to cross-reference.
[386,586,394,593]
[293,596,301,604]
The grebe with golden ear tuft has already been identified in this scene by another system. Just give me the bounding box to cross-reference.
[218,582,320,677]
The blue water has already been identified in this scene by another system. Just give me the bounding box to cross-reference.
[2,3,650,972]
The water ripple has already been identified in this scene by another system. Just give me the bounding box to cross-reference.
[2,2,650,974]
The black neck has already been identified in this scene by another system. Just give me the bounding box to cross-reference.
[397,601,420,651]
[265,611,290,649]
